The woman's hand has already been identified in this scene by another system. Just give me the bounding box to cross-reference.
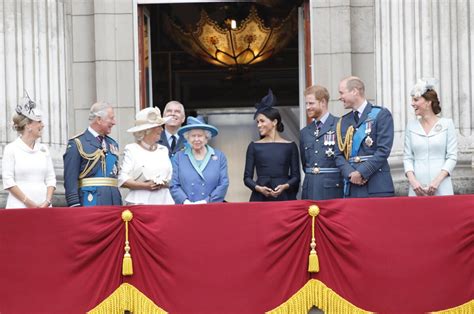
[23,198,39,208]
[255,185,273,198]
[406,171,427,196]
[427,178,442,196]
[271,184,289,198]
[143,180,161,191]
[38,200,51,208]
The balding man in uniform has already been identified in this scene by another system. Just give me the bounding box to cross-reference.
[335,76,395,198]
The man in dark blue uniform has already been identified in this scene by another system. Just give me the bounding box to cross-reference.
[300,85,343,200]
[158,100,187,158]
[335,76,394,198]
[63,102,122,207]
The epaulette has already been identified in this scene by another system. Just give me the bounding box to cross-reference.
[68,131,85,141]
[372,104,383,108]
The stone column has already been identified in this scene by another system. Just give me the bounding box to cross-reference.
[0,0,69,206]
[375,0,474,194]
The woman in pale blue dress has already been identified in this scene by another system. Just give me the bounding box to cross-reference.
[403,79,457,196]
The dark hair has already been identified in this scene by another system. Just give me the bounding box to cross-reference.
[422,89,441,114]
[259,107,284,133]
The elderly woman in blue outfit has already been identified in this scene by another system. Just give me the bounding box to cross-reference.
[170,116,229,204]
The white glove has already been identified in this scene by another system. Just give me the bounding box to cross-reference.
[183,199,193,205]
[194,200,207,204]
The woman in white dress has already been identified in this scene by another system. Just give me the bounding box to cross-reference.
[2,95,56,208]
[403,78,457,196]
[118,107,174,205]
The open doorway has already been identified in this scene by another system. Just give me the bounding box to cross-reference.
[136,0,308,201]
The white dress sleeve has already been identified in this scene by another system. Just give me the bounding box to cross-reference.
[118,144,137,187]
[43,145,57,188]
[441,119,457,175]
[2,143,16,190]
[403,121,415,174]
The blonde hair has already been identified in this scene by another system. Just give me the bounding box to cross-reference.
[12,113,32,133]
[133,128,154,142]
[304,85,330,103]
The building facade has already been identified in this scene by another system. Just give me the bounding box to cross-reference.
[0,0,473,206]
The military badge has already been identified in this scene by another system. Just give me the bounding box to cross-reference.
[87,193,93,202]
[365,136,374,147]
[325,147,335,157]
[112,164,118,176]
[110,144,119,155]
[212,155,218,161]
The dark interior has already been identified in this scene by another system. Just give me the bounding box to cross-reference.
[145,2,302,110]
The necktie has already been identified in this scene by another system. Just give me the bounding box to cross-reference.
[315,120,322,136]
[354,111,359,123]
[170,135,177,152]
[97,135,106,151]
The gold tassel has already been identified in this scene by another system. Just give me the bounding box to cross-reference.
[122,210,134,276]
[308,205,320,273]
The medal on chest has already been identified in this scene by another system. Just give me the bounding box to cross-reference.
[324,131,336,157]
[364,120,374,147]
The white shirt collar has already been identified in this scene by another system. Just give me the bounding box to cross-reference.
[355,100,368,116]
[165,129,179,142]
[316,112,330,125]
[88,126,100,138]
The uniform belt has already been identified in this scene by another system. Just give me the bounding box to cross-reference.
[79,178,118,187]
[348,155,374,163]
[304,167,340,175]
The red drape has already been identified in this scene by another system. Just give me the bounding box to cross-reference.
[0,195,472,313]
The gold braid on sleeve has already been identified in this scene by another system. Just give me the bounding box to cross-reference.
[336,119,354,160]
[74,138,106,179]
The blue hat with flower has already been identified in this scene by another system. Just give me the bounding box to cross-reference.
[254,89,277,119]
[177,116,219,138]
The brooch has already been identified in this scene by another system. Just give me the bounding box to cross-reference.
[434,124,442,132]
[212,155,218,161]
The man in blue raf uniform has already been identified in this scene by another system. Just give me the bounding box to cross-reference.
[300,85,343,200]
[158,100,187,158]
[335,76,395,198]
[63,102,122,207]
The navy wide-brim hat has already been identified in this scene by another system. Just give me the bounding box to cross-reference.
[177,116,219,138]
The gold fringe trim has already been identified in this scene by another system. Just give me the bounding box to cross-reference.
[432,299,474,314]
[87,283,167,314]
[267,279,371,314]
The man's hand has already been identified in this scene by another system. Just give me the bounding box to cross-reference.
[349,171,367,185]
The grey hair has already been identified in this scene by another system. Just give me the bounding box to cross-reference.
[133,128,154,142]
[89,102,113,121]
[183,129,212,141]
[164,100,185,114]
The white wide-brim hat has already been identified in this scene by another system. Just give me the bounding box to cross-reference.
[127,107,171,133]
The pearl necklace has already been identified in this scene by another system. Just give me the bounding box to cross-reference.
[140,141,157,151]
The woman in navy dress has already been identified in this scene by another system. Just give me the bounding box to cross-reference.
[243,89,300,201]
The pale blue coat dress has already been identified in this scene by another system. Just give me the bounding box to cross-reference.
[403,117,457,196]
[171,145,229,203]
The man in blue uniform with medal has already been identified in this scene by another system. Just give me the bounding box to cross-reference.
[335,76,395,198]
[300,85,343,200]
[63,102,122,206]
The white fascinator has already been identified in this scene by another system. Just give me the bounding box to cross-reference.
[410,78,439,98]
[16,91,42,121]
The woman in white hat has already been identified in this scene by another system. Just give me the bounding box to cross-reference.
[118,107,174,205]
[2,94,56,208]
[170,116,229,204]
[403,78,457,196]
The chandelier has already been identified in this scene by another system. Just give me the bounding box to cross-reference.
[164,6,297,69]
